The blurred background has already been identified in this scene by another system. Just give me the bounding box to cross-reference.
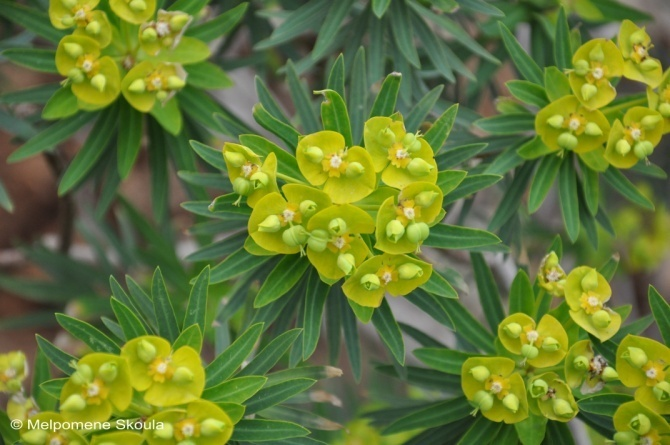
[1,0,669,442]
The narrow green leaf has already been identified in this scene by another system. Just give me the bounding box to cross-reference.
[578,394,634,417]
[383,397,471,434]
[245,378,316,414]
[340,291,362,381]
[206,323,264,386]
[488,161,537,231]
[420,270,458,299]
[58,106,117,195]
[152,268,180,343]
[367,15,384,85]
[210,248,273,284]
[312,0,355,60]
[189,140,226,171]
[423,104,458,154]
[231,419,309,442]
[410,13,455,83]
[55,314,120,354]
[437,170,467,196]
[238,329,302,376]
[506,80,549,108]
[414,348,477,374]
[168,0,208,14]
[603,168,654,210]
[252,103,301,150]
[42,87,78,120]
[456,416,502,444]
[256,76,292,126]
[349,47,368,144]
[0,1,66,43]
[372,0,391,18]
[2,48,57,72]
[406,290,454,328]
[318,89,353,147]
[528,153,562,213]
[554,8,572,70]
[498,23,544,85]
[173,324,203,353]
[327,53,346,98]
[150,96,182,136]
[649,286,670,345]
[8,112,96,163]
[184,62,233,89]
[36,335,76,375]
[558,156,579,242]
[0,179,13,213]
[517,135,554,160]
[125,276,158,330]
[302,270,330,360]
[110,298,148,340]
[184,266,209,333]
[255,256,310,308]
[254,0,329,50]
[515,412,548,445]
[148,119,169,221]
[371,299,405,365]
[471,253,505,331]
[286,60,320,134]
[369,72,402,118]
[544,67,572,101]
[186,3,248,42]
[32,349,54,411]
[440,300,495,353]
[443,174,502,205]
[38,378,68,400]
[425,224,502,250]
[1,83,59,105]
[202,376,267,403]
[388,0,420,68]
[117,100,143,179]
[509,270,535,317]
[475,113,535,135]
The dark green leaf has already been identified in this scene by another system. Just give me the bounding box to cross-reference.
[488,161,536,231]
[423,104,458,154]
[443,174,502,205]
[183,266,209,333]
[515,412,547,445]
[475,113,535,135]
[202,376,267,403]
[369,73,402,118]
[318,89,353,147]
[253,103,301,150]
[286,60,320,135]
[117,100,143,179]
[245,378,316,414]
[649,286,670,345]
[558,157,580,242]
[506,80,549,108]
[425,224,502,251]
[184,62,233,89]
[578,394,634,416]
[152,268,180,343]
[110,298,148,340]
[471,252,504,331]
[36,335,76,375]
[602,167,654,210]
[42,87,78,120]
[312,0,355,60]
[210,247,273,284]
[554,8,572,70]
[186,3,248,42]
[238,329,302,376]
[509,270,534,317]
[437,170,467,196]
[544,67,571,102]
[371,299,405,365]
[456,415,502,444]
[55,314,120,354]
[2,48,57,73]
[230,419,309,442]
[388,0,420,67]
[440,300,495,353]
[383,397,470,434]
[302,270,330,360]
[173,324,203,352]
[372,0,391,17]
[349,47,368,144]
[498,23,544,84]
[206,323,264,386]
[189,140,226,171]
[528,153,562,213]
[420,270,458,299]
[255,256,310,308]
[414,348,477,374]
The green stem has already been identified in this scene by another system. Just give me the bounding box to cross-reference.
[601,97,647,117]
[276,173,307,185]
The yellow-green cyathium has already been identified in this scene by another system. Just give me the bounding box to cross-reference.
[618,20,663,88]
[49,0,112,47]
[617,335,670,415]
[305,204,375,282]
[564,266,621,341]
[143,399,234,445]
[59,353,132,422]
[0,351,28,393]
[296,131,376,204]
[363,116,438,189]
[569,39,624,109]
[564,340,618,395]
[221,143,279,207]
[461,357,529,424]
[605,107,664,168]
[374,182,443,254]
[535,96,610,153]
[55,35,121,109]
[342,253,432,307]
[527,372,578,422]
[537,251,567,297]
[498,313,568,368]
[7,394,39,423]
[121,61,188,113]
[612,401,670,445]
[121,336,205,407]
[648,69,670,134]
[19,411,88,445]
[139,9,192,55]
[248,184,332,255]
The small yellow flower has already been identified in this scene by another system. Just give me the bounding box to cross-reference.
[342,253,432,307]
[296,131,376,204]
[461,357,528,424]
[0,351,28,393]
[363,116,437,189]
[527,372,578,422]
[140,9,192,55]
[564,266,621,341]
[612,401,670,445]
[618,20,663,88]
[19,412,88,445]
[121,336,205,407]
[648,69,670,135]
[569,39,624,109]
[143,399,234,445]
[564,340,618,395]
[498,313,568,368]
[605,107,664,168]
[617,335,670,415]
[7,394,39,423]
[537,252,567,297]
[121,61,187,113]
[535,96,610,153]
[59,353,132,423]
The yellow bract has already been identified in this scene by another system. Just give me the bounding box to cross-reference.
[0,351,27,393]
[121,61,187,112]
[569,39,624,109]
[605,107,664,168]
[497,313,568,368]
[109,0,156,24]
[618,20,663,88]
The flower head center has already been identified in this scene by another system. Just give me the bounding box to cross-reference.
[382,272,393,285]
[49,436,65,445]
[81,59,93,72]
[591,355,607,374]
[181,423,195,437]
[631,127,642,141]
[526,330,539,343]
[148,357,174,382]
[546,269,562,282]
[332,236,346,250]
[490,381,503,393]
[376,265,397,286]
[329,154,343,169]
[282,209,295,223]
[156,21,171,37]
[592,67,604,80]
[241,162,258,178]
[403,207,415,220]
[646,368,658,379]
[569,118,582,131]
[87,383,100,397]
[4,368,16,379]
[73,8,86,21]
[395,149,409,160]
[588,296,600,307]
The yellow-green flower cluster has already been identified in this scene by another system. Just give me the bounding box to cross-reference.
[14,335,233,445]
[0,351,28,393]
[49,0,207,112]
[223,113,443,308]
[535,20,667,169]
